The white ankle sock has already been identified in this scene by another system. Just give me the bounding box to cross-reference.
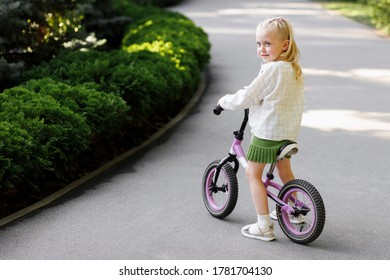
[257,214,271,229]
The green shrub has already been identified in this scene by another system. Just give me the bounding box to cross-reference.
[22,6,211,122]
[0,87,91,180]
[22,78,131,139]
[121,12,211,70]
[323,1,390,35]
[0,77,131,193]
[22,50,113,87]
[368,0,390,34]
[0,121,51,189]
[108,50,186,116]
[23,49,186,121]
[1,1,211,215]
[113,1,211,89]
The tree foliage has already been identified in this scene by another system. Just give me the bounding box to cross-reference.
[368,0,390,33]
[0,0,90,91]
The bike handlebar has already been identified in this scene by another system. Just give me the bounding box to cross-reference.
[213,106,249,139]
[213,105,224,115]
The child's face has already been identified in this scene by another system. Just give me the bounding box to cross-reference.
[256,27,289,63]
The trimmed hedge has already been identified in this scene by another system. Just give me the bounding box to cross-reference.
[0,3,211,217]
[23,7,211,122]
[122,16,210,94]
[22,78,130,139]
[122,16,210,69]
[23,50,186,121]
[0,86,91,184]
[0,78,131,191]
[0,121,50,189]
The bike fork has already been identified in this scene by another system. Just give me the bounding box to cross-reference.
[212,154,239,189]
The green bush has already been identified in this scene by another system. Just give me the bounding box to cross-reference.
[0,121,50,189]
[22,50,113,87]
[114,1,211,84]
[0,77,132,192]
[323,1,390,35]
[0,87,91,181]
[108,51,185,117]
[22,7,211,122]
[368,0,390,33]
[23,49,184,121]
[22,78,131,139]
[121,9,210,68]
[1,1,211,217]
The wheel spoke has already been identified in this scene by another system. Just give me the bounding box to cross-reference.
[276,179,325,244]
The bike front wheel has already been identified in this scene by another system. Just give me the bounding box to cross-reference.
[202,160,238,219]
[276,179,326,244]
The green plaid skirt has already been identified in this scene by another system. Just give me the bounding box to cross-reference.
[247,136,291,164]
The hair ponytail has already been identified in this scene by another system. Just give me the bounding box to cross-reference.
[258,17,303,80]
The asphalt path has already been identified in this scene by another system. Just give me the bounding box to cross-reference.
[1,0,390,260]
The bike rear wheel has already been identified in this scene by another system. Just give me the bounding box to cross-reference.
[276,179,325,244]
[202,160,238,219]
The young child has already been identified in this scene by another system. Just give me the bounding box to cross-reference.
[217,17,304,241]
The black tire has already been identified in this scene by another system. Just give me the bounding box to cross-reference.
[276,179,326,244]
[202,160,238,219]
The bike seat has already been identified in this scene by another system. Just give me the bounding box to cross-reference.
[276,141,299,161]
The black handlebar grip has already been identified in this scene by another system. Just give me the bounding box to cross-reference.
[213,105,224,115]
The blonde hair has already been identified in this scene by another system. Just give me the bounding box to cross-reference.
[257,17,302,80]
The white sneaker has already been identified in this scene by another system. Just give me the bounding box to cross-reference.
[270,210,305,224]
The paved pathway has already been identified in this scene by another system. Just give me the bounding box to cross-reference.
[1,0,390,260]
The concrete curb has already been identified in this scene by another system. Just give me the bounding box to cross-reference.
[0,73,207,227]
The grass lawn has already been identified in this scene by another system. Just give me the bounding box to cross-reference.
[317,1,389,36]
[323,2,372,26]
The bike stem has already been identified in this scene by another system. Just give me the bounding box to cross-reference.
[212,110,249,188]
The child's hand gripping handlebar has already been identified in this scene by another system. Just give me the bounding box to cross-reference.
[213,105,224,115]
